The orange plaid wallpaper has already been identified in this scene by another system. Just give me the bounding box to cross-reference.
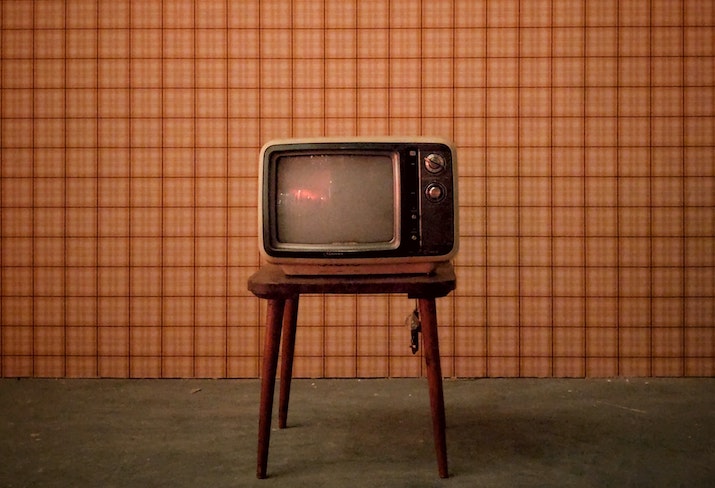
[1,0,713,378]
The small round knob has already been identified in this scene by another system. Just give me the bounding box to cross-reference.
[425,183,445,202]
[424,153,446,174]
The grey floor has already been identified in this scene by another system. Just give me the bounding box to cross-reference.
[1,378,713,488]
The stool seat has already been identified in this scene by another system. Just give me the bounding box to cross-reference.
[248,261,456,298]
[247,263,456,479]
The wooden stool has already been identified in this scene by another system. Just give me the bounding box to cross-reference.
[247,263,456,479]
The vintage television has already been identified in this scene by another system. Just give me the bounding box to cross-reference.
[258,137,458,275]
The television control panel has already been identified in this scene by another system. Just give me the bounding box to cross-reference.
[409,144,456,256]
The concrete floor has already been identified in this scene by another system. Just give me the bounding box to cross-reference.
[0,378,713,487]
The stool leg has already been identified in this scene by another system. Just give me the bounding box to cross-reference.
[278,296,299,429]
[257,298,285,479]
[418,297,448,478]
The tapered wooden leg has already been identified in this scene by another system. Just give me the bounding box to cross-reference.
[418,297,448,478]
[257,298,286,479]
[278,296,299,429]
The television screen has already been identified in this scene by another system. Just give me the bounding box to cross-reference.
[274,153,398,248]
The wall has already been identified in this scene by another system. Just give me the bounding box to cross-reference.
[1,0,713,378]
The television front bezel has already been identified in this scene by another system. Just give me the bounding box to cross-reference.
[258,137,458,275]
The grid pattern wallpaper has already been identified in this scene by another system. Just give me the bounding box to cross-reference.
[1,0,713,378]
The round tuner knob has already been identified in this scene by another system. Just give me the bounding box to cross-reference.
[424,153,446,174]
[425,183,446,202]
